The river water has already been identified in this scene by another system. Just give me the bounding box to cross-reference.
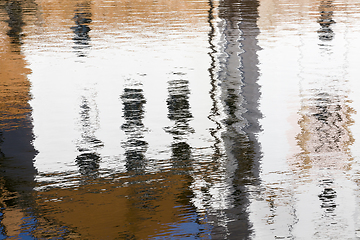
[1,0,360,239]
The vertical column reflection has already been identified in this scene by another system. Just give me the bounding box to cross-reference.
[121,88,148,174]
[206,0,262,238]
[165,78,194,173]
[75,95,103,177]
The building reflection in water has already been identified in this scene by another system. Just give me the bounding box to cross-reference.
[202,0,262,238]
[294,0,354,237]
[71,1,92,57]
[121,87,148,173]
[0,0,40,238]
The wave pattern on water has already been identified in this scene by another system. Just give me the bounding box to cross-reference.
[1,0,360,238]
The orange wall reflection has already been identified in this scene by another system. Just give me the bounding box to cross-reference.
[35,172,197,239]
[0,33,31,130]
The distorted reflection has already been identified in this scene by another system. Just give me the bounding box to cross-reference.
[121,88,148,173]
[76,95,103,177]
[202,0,262,238]
[318,179,337,212]
[165,79,194,138]
[71,1,92,57]
[2,0,360,238]
[4,0,24,48]
[165,78,194,173]
[0,2,38,236]
[317,0,335,41]
[297,93,353,166]
[0,0,33,129]
[293,1,355,237]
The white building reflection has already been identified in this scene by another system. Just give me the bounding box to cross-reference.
[250,0,360,239]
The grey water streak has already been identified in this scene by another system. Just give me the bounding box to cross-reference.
[208,0,262,238]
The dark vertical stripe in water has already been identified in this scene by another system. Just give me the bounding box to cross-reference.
[0,0,37,200]
[4,0,24,49]
[71,1,92,58]
[165,78,194,173]
[121,88,148,174]
[76,96,103,177]
[209,0,262,238]
[317,0,335,41]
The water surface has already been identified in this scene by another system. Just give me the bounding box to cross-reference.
[1,0,360,238]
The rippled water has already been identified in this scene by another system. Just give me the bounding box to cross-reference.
[1,0,360,238]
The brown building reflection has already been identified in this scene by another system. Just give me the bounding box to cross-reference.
[31,83,200,238]
[206,0,262,238]
[0,0,38,237]
[32,82,200,238]
[25,0,212,238]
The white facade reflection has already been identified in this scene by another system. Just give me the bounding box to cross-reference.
[251,0,360,239]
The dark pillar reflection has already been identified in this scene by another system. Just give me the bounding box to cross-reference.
[71,1,92,57]
[164,76,202,236]
[317,0,335,41]
[165,78,194,173]
[208,0,262,238]
[75,96,103,177]
[121,88,148,174]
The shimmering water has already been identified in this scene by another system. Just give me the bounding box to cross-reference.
[1,0,360,238]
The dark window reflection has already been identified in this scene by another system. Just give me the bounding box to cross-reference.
[76,97,103,177]
[317,0,335,41]
[318,179,337,212]
[165,79,194,138]
[71,1,92,57]
[121,88,148,173]
[4,0,24,49]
